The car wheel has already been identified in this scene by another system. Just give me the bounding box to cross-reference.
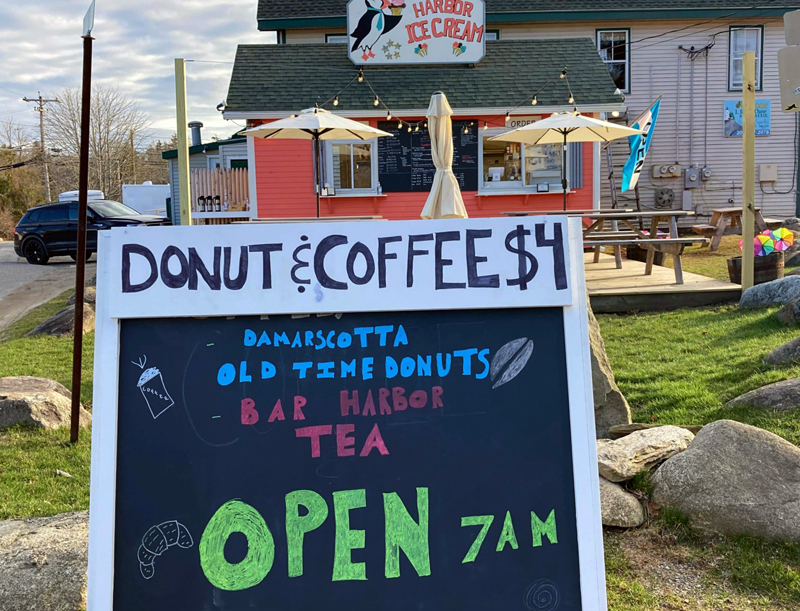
[23,238,49,265]
[70,251,92,262]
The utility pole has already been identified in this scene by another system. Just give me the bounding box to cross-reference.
[175,58,192,225]
[22,93,60,202]
[742,51,756,291]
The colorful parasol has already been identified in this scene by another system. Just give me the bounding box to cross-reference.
[755,234,776,256]
[772,227,795,252]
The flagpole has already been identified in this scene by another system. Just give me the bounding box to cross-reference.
[71,1,95,443]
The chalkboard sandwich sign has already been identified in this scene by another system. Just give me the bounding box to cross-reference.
[87,216,607,611]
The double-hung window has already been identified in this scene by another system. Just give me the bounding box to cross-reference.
[323,140,376,194]
[729,26,763,90]
[597,29,630,93]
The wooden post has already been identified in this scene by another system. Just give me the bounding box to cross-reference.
[174,58,192,226]
[742,51,756,291]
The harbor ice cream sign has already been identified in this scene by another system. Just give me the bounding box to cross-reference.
[347,0,486,65]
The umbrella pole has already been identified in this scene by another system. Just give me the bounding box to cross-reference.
[561,132,568,211]
[314,135,321,218]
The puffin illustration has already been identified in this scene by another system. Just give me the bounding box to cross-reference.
[350,0,403,61]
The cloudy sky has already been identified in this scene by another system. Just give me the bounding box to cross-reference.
[0,0,275,146]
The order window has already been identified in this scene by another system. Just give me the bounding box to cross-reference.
[324,141,375,193]
[481,131,564,192]
[729,26,762,90]
[597,29,629,93]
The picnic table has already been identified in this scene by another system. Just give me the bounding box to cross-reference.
[692,207,781,252]
[502,209,633,217]
[580,210,705,284]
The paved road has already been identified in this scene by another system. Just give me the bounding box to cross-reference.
[0,242,96,331]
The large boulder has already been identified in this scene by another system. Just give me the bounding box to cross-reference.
[784,217,800,232]
[599,477,644,528]
[0,376,91,429]
[775,298,800,325]
[27,304,94,338]
[764,338,800,366]
[725,378,800,410]
[652,420,800,541]
[588,301,631,438]
[65,286,96,307]
[597,425,694,482]
[0,511,88,611]
[739,276,800,309]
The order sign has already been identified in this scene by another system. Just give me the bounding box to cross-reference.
[346,0,486,65]
[86,217,607,611]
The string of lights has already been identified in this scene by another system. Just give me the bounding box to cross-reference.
[314,66,611,135]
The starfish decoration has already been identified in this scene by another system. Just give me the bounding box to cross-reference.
[394,42,401,50]
[382,45,389,53]
[393,51,400,59]
[386,40,394,47]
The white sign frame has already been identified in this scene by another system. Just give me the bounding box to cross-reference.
[87,216,606,610]
[346,0,486,65]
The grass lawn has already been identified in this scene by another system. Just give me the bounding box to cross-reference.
[3,285,800,608]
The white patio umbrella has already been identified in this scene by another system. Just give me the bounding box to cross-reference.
[490,112,646,210]
[420,92,468,219]
[241,106,393,217]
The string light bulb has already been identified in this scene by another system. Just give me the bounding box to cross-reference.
[333,96,339,106]
[357,69,364,83]
[415,124,419,132]
[387,111,392,120]
[560,69,567,79]
[505,112,510,123]
[407,125,412,132]
[373,95,379,107]
[398,120,403,129]
[611,110,620,117]
[483,122,488,130]
[424,121,427,128]
[464,126,469,134]
[531,95,538,106]
[568,95,574,104]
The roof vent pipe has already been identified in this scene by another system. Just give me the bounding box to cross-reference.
[188,121,203,147]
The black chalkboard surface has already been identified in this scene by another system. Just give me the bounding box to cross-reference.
[377,121,479,193]
[113,308,578,611]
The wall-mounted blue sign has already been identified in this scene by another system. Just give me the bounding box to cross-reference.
[724,99,771,137]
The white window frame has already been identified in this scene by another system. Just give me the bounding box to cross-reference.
[325,33,349,44]
[225,156,248,169]
[323,139,378,195]
[478,127,568,195]
[206,155,221,169]
[596,29,630,94]
[729,26,763,91]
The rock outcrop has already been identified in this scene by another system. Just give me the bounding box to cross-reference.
[597,426,694,482]
[0,376,91,429]
[599,477,645,528]
[725,378,800,411]
[65,287,96,308]
[652,420,800,542]
[0,512,88,611]
[739,276,800,309]
[764,338,800,366]
[27,304,94,338]
[588,301,631,438]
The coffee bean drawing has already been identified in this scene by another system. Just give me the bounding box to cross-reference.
[490,337,534,389]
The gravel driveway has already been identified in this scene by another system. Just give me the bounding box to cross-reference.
[0,242,96,332]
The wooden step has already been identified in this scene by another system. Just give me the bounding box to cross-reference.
[692,224,717,236]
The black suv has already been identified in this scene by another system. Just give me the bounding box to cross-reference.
[13,200,171,265]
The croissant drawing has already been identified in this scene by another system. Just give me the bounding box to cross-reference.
[138,520,194,579]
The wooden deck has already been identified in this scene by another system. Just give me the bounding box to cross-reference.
[585,253,741,313]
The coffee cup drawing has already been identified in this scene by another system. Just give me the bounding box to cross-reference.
[133,356,174,419]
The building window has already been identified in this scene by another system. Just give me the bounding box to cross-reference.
[480,129,564,192]
[324,140,375,193]
[729,26,763,90]
[326,33,348,43]
[485,29,500,40]
[597,29,629,93]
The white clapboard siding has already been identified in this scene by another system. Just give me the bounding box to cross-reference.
[501,18,797,222]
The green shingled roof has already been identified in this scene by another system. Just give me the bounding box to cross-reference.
[258,0,799,25]
[225,39,621,115]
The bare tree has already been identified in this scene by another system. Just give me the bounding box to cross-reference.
[45,86,151,200]
[0,119,44,237]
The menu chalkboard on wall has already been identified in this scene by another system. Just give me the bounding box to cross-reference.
[378,121,479,193]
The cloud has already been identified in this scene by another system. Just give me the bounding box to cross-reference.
[0,0,274,144]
